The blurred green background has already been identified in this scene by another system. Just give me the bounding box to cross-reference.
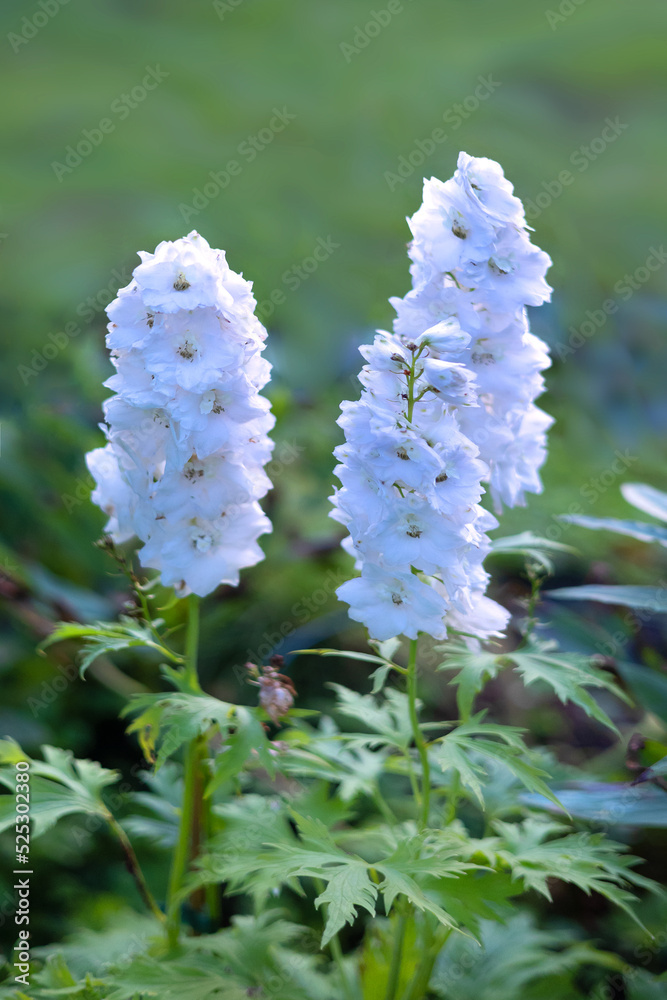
[1,0,667,959]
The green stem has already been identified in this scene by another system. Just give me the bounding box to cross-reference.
[330,932,355,1000]
[406,639,431,830]
[384,910,408,1000]
[402,925,452,1000]
[203,781,222,927]
[183,594,201,691]
[166,739,199,946]
[165,595,203,946]
[106,813,165,924]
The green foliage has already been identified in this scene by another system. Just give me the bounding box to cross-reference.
[40,617,183,677]
[524,781,667,827]
[489,532,575,574]
[429,718,560,808]
[622,483,667,524]
[508,640,629,730]
[430,913,624,1000]
[490,818,655,925]
[547,585,667,613]
[122,690,274,781]
[559,514,667,548]
[437,637,626,731]
[0,739,117,836]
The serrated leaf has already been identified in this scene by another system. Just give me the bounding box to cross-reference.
[123,692,271,781]
[507,640,626,732]
[327,684,413,751]
[436,642,506,720]
[41,616,182,677]
[430,719,560,809]
[315,864,377,946]
[0,741,117,837]
[558,514,667,548]
[547,585,667,613]
[493,819,655,927]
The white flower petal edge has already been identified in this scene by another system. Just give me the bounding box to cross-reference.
[333,153,551,642]
[392,151,553,510]
[87,231,275,597]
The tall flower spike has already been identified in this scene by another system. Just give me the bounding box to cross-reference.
[87,231,275,597]
[391,152,553,509]
[333,153,551,642]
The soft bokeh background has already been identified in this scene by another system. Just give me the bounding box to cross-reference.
[1,0,666,964]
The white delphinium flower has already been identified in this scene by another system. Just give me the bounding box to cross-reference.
[87,231,275,597]
[391,152,553,509]
[331,328,508,642]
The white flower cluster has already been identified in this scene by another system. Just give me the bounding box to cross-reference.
[86,231,275,597]
[392,152,553,509]
[332,153,552,641]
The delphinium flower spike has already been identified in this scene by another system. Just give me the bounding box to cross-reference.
[87,231,275,597]
[332,153,552,641]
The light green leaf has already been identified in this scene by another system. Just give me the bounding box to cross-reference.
[41,616,182,677]
[489,532,575,573]
[493,818,655,927]
[436,642,507,720]
[558,514,667,547]
[547,585,667,613]
[291,647,394,666]
[621,483,667,523]
[315,864,377,946]
[430,719,560,809]
[0,740,117,837]
[524,782,667,827]
[508,640,627,732]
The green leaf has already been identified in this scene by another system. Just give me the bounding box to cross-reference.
[615,660,667,725]
[106,953,249,1000]
[0,740,117,837]
[507,640,627,732]
[327,684,413,751]
[524,781,667,827]
[493,818,655,928]
[621,483,667,523]
[436,642,507,719]
[489,532,575,573]
[41,616,182,677]
[431,912,625,1000]
[207,706,275,794]
[315,863,377,946]
[123,691,273,780]
[429,719,560,809]
[547,585,667,613]
[558,514,667,547]
[291,647,395,666]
